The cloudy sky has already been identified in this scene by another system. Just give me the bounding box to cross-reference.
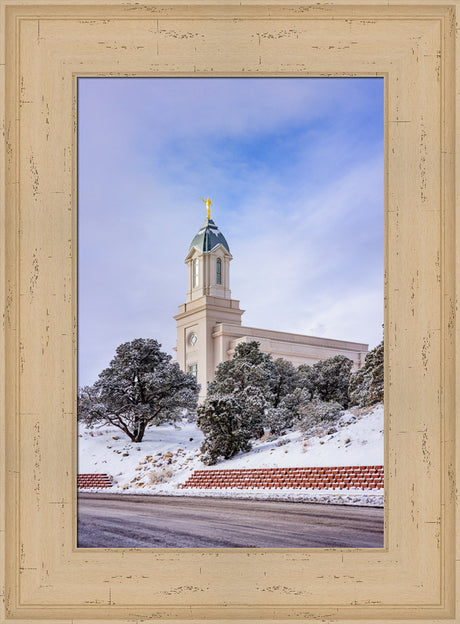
[78,77,383,387]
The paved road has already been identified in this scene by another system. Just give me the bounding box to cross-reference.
[78,493,384,548]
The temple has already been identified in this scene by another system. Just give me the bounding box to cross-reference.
[174,204,368,399]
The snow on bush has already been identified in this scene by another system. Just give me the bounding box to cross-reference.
[147,467,174,484]
[349,340,384,407]
[295,399,343,437]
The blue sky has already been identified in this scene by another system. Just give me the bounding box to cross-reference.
[78,77,384,387]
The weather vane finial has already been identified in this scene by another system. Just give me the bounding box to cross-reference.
[200,197,212,219]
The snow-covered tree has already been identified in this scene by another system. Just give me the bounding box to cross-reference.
[197,395,253,465]
[207,341,273,439]
[296,365,316,401]
[298,355,353,408]
[264,386,311,435]
[78,338,199,442]
[196,342,275,462]
[256,357,301,435]
[349,340,384,407]
[269,358,299,408]
[197,342,357,459]
[263,406,291,436]
[295,398,343,436]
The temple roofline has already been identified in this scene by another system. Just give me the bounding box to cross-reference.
[212,322,368,352]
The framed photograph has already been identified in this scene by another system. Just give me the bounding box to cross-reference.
[1,0,458,622]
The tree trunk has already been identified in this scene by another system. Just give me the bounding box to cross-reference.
[132,418,147,442]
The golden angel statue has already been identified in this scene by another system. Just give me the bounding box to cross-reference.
[200,197,212,219]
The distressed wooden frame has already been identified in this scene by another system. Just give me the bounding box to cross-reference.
[0,1,458,622]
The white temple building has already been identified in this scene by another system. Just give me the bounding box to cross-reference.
[175,204,368,399]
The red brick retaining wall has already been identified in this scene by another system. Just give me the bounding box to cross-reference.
[78,473,112,489]
[180,466,384,490]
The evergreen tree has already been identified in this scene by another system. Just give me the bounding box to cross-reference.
[295,398,343,435]
[296,363,316,401]
[264,386,313,436]
[313,355,353,407]
[261,358,300,434]
[197,395,253,465]
[298,355,353,408]
[207,341,273,439]
[78,338,199,442]
[197,342,361,460]
[196,342,275,462]
[349,340,384,407]
[269,358,299,408]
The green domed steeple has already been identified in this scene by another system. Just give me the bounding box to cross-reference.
[188,218,230,254]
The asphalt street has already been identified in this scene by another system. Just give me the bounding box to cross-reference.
[78,493,384,548]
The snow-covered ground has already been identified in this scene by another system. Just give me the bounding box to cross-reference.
[78,403,384,506]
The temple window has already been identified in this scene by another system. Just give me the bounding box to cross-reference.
[193,258,199,287]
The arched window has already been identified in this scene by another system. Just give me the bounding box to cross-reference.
[193,258,199,287]
[216,258,222,285]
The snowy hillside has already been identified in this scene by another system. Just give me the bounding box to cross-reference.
[78,403,383,506]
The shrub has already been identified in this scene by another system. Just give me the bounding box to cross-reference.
[147,467,174,484]
[298,355,353,408]
[197,395,253,465]
[349,340,384,407]
[296,399,343,436]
